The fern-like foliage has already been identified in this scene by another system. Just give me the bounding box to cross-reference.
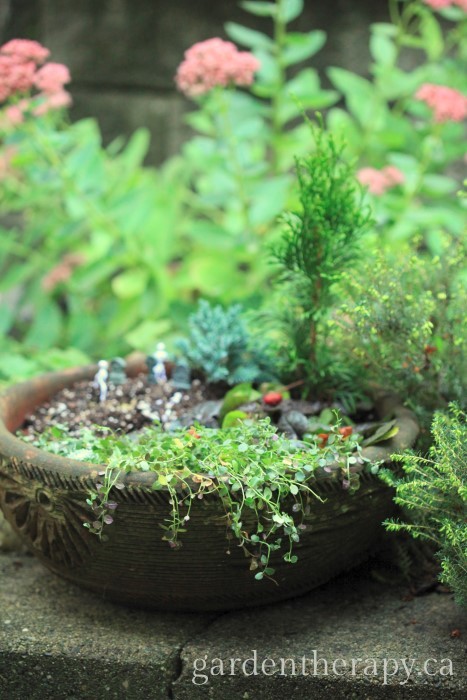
[176,300,275,385]
[381,404,467,608]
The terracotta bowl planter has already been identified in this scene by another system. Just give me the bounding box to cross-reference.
[0,361,419,612]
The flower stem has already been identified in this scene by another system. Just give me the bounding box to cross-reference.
[270,0,288,173]
[214,89,252,240]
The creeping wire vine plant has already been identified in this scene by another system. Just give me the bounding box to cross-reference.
[31,419,368,581]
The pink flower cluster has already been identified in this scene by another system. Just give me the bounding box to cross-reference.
[357,165,405,196]
[0,38,71,122]
[42,252,86,292]
[423,0,467,10]
[175,38,260,98]
[34,62,71,94]
[415,83,467,123]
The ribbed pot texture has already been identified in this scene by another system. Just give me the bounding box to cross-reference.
[0,361,419,611]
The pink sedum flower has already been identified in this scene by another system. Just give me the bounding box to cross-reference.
[0,84,10,103]
[415,83,467,122]
[357,166,405,196]
[0,55,36,98]
[1,98,32,127]
[4,104,24,126]
[0,37,72,118]
[175,37,260,98]
[382,165,405,186]
[0,39,50,64]
[423,0,467,10]
[33,89,72,116]
[423,0,454,8]
[34,62,71,94]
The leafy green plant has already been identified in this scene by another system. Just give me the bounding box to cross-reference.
[0,110,189,355]
[326,0,466,254]
[0,337,90,389]
[2,1,465,361]
[339,244,466,423]
[266,122,372,398]
[173,0,338,300]
[30,418,368,580]
[382,404,467,608]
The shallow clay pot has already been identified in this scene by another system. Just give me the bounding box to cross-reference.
[0,361,419,612]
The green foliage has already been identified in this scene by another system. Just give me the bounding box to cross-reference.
[0,338,90,389]
[0,115,189,355]
[326,0,466,255]
[340,245,466,420]
[382,405,467,609]
[268,124,372,396]
[30,417,368,579]
[176,299,275,384]
[220,383,262,422]
[176,0,338,299]
[2,0,466,367]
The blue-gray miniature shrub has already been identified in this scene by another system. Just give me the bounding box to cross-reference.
[176,300,275,385]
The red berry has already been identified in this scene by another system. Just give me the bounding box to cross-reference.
[317,433,329,447]
[424,345,437,355]
[263,391,283,407]
[338,426,353,439]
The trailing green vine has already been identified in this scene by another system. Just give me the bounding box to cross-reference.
[30,418,368,580]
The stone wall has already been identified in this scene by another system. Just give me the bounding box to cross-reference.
[1,0,390,164]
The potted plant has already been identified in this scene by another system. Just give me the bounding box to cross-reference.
[0,126,420,611]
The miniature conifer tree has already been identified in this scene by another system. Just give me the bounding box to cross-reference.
[271,120,372,394]
[176,299,275,384]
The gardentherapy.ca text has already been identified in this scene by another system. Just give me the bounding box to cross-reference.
[191,649,454,686]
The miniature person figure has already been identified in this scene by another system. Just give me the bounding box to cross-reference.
[153,342,168,383]
[147,343,168,384]
[171,361,191,391]
[145,355,157,384]
[108,357,126,385]
[93,360,109,402]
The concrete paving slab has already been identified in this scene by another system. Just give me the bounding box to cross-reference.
[0,553,211,700]
[0,551,466,700]
[174,567,467,700]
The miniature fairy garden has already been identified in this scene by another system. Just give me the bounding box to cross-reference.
[1,0,465,616]
[9,126,415,586]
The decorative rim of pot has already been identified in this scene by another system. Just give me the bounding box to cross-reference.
[0,356,420,490]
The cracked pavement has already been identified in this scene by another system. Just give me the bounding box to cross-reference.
[0,551,466,699]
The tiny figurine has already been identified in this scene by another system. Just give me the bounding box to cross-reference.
[145,355,157,384]
[108,357,127,385]
[93,360,109,402]
[171,361,191,391]
[146,342,168,384]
